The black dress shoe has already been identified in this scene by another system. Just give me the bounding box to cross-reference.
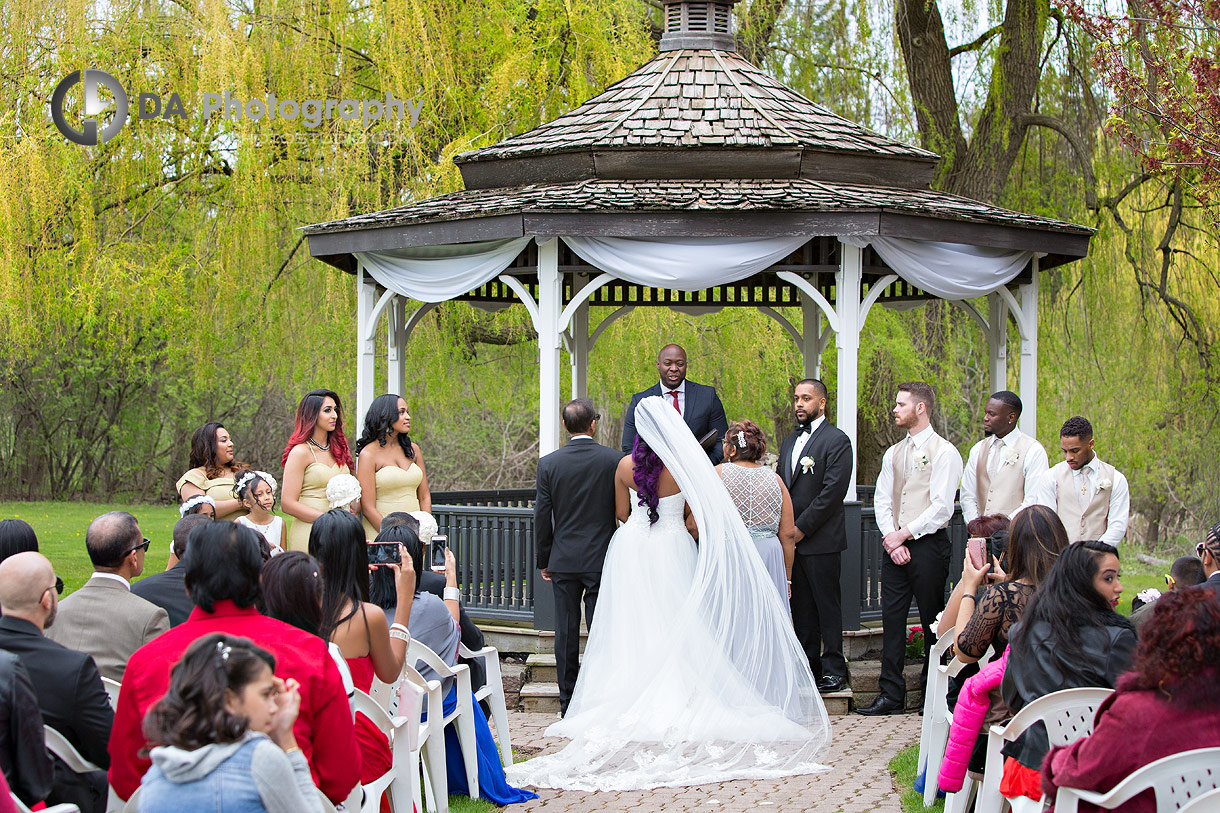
[856,696,905,716]
[816,675,848,694]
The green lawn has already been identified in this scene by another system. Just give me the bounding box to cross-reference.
[890,744,941,813]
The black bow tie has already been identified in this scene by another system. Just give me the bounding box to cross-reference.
[795,421,811,435]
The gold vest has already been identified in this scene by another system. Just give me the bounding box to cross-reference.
[975,433,1037,518]
[891,432,949,530]
[1055,460,1116,542]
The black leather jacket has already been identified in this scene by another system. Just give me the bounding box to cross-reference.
[1001,616,1136,769]
[0,648,53,805]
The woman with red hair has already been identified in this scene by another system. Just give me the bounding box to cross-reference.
[1042,588,1220,811]
[281,389,354,551]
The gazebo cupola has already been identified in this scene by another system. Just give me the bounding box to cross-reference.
[303,0,1093,494]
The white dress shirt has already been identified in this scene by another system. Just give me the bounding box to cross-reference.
[874,424,964,539]
[789,415,826,476]
[90,571,131,589]
[659,380,686,414]
[959,429,1050,523]
[1032,456,1130,546]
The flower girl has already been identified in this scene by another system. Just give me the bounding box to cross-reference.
[233,471,286,554]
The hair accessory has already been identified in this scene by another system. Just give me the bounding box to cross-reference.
[736,430,747,449]
[235,470,279,497]
[179,495,216,517]
[215,640,232,663]
[325,473,362,510]
[410,511,438,543]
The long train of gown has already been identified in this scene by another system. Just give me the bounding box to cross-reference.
[505,491,830,791]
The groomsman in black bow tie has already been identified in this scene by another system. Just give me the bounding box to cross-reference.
[777,379,854,694]
[622,344,729,464]
[535,399,624,716]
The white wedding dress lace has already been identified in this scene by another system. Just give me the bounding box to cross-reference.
[506,397,830,791]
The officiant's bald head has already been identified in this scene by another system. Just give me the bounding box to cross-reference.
[657,344,687,389]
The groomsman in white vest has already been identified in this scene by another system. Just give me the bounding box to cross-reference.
[859,382,963,716]
[959,391,1049,524]
[1032,415,1130,546]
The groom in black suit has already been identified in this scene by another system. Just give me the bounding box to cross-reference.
[777,378,854,694]
[622,343,728,464]
[535,399,624,715]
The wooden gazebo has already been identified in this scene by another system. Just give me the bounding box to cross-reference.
[301,0,1092,630]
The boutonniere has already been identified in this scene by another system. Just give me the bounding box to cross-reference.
[914,452,930,471]
[1137,588,1161,604]
[799,456,814,474]
[1002,448,1020,466]
[1097,478,1112,491]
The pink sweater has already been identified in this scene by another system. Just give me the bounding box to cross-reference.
[938,646,1010,793]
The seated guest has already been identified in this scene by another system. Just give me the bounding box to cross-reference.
[937,512,1012,651]
[107,522,360,805]
[373,522,488,693]
[1043,589,1220,812]
[0,649,53,808]
[132,514,211,626]
[0,552,113,813]
[46,512,169,680]
[1130,554,1205,630]
[138,633,323,813]
[0,519,38,565]
[1192,521,1220,596]
[999,540,1136,803]
[396,526,536,805]
[310,509,415,810]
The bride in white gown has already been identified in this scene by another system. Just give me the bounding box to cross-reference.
[506,396,831,791]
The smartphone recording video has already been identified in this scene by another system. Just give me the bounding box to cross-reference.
[367,543,401,566]
[430,535,448,572]
[966,537,989,571]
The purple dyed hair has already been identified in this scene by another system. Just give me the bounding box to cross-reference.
[632,435,663,524]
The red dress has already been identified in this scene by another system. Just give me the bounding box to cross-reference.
[347,656,393,813]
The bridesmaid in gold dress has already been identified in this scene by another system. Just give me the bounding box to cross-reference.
[176,422,248,522]
[355,393,432,540]
[281,388,355,551]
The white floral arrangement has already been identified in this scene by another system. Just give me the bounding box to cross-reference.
[799,456,814,474]
[1002,448,1021,466]
[1137,587,1161,605]
[411,510,438,543]
[1097,478,1113,491]
[914,452,930,471]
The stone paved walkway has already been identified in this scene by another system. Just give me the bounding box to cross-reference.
[504,711,922,812]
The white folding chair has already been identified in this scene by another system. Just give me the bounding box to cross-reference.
[1054,746,1220,812]
[459,641,513,769]
[351,689,418,813]
[121,787,140,813]
[10,791,80,813]
[101,678,122,710]
[1179,785,1220,813]
[974,686,1114,813]
[44,726,102,773]
[941,645,998,813]
[917,626,957,807]
[408,639,480,802]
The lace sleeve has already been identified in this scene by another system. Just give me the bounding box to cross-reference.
[956,585,1008,659]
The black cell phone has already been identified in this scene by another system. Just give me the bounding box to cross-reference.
[430,535,447,571]
[367,543,401,566]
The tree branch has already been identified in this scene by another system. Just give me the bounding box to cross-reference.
[949,24,1003,58]
[1019,113,1098,208]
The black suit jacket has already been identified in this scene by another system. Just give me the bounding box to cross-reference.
[777,420,854,555]
[535,438,623,573]
[131,560,194,626]
[0,616,113,769]
[0,649,52,806]
[621,380,728,464]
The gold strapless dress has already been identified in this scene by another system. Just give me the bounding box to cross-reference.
[287,462,350,551]
[362,462,423,540]
[175,470,246,522]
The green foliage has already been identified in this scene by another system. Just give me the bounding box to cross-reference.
[888,744,942,813]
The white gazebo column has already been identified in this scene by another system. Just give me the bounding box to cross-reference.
[801,297,826,379]
[569,273,590,399]
[355,263,378,427]
[835,241,863,501]
[537,238,563,455]
[987,293,1008,394]
[1017,260,1039,436]
[387,294,406,396]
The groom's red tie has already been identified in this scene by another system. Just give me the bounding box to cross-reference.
[668,390,680,413]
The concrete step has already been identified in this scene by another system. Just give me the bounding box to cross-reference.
[846,660,924,711]
[820,690,852,716]
[525,652,587,683]
[477,623,587,655]
[519,682,561,714]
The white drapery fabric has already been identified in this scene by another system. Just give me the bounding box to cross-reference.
[356,237,533,303]
[561,236,809,291]
[841,235,1037,300]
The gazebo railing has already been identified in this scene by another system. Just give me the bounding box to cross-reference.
[436,486,966,630]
